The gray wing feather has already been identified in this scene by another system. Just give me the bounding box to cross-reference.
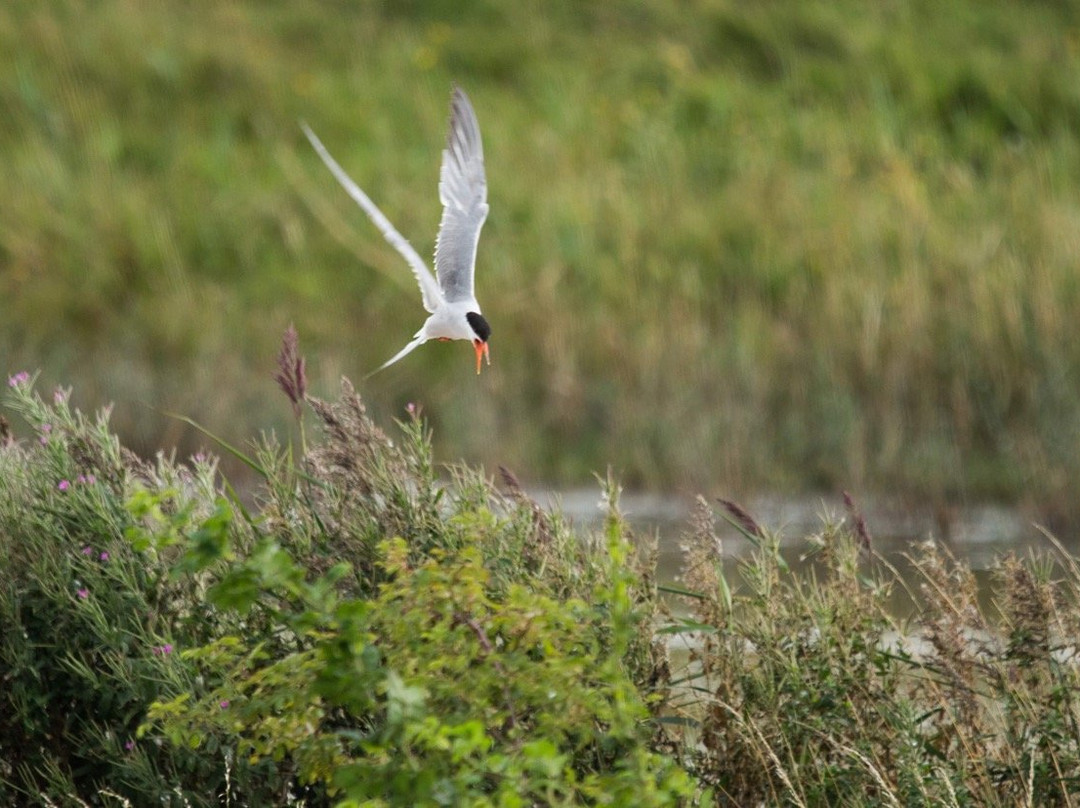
[302,121,443,314]
[434,88,489,304]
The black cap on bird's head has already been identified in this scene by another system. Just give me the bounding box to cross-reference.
[466,311,491,374]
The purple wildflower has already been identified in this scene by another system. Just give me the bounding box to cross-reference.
[219,700,230,709]
[82,546,93,556]
[7,371,29,387]
[99,551,109,562]
[124,740,135,752]
[58,480,70,492]
[77,588,88,599]
[53,388,67,405]
[153,643,174,656]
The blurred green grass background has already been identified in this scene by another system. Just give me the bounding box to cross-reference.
[3,0,1079,514]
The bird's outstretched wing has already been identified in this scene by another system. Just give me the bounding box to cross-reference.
[433,87,489,304]
[365,333,428,378]
[302,122,443,314]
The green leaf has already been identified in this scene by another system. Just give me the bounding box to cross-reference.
[175,499,233,573]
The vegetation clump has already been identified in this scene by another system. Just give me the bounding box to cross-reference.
[0,374,692,806]
[669,498,1080,806]
[3,370,1080,806]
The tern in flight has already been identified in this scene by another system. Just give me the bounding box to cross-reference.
[302,87,492,375]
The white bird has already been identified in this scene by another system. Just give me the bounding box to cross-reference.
[301,87,492,375]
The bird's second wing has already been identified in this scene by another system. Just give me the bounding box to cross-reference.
[302,122,443,314]
[365,333,428,378]
[434,88,489,304]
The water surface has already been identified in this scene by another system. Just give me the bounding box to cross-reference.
[537,489,1064,616]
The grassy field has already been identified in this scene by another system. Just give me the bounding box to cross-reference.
[3,1,1080,514]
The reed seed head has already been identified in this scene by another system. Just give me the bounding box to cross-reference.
[274,324,307,420]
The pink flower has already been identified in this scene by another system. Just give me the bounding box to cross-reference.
[406,402,417,416]
[7,371,29,387]
[77,588,88,599]
[153,643,174,656]
[82,546,93,556]
[99,551,109,562]
[124,740,134,751]
[219,700,230,709]
[58,480,70,491]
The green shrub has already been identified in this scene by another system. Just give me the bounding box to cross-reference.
[147,534,692,806]
[0,374,695,805]
[143,380,694,805]
[0,375,292,805]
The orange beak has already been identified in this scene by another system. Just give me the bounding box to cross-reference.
[473,340,490,375]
